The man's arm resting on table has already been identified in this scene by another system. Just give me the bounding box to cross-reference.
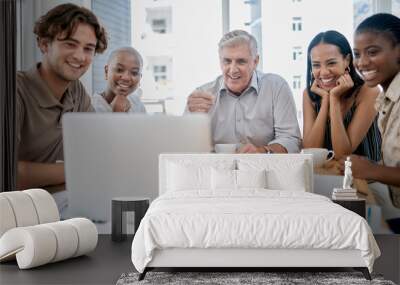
[17,161,65,190]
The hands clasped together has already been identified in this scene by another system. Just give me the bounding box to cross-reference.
[311,72,354,100]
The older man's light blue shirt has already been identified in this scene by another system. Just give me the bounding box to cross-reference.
[191,71,301,153]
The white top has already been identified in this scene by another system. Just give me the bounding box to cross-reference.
[91,90,146,113]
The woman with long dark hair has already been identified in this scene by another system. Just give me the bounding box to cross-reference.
[302,30,381,161]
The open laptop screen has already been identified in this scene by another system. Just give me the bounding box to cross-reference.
[63,113,212,222]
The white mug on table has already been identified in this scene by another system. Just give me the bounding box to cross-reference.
[301,148,334,167]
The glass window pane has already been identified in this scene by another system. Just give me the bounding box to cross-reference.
[90,0,400,118]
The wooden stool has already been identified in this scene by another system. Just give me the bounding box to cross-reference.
[111,197,149,242]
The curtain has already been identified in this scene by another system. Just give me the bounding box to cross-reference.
[0,0,17,192]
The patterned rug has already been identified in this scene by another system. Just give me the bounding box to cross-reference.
[116,271,395,285]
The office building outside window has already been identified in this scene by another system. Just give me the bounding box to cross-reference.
[146,56,172,85]
[292,17,302,31]
[153,65,167,82]
[293,75,302,90]
[152,19,167,34]
[146,7,172,34]
[293,46,303,61]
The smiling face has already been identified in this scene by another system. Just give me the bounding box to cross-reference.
[219,42,259,95]
[105,51,141,97]
[353,32,400,91]
[310,43,350,91]
[39,23,97,84]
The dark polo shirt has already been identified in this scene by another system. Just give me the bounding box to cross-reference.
[16,63,94,163]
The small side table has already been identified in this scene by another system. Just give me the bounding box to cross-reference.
[112,197,150,242]
[332,198,366,218]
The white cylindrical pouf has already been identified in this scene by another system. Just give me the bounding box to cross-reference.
[0,195,17,237]
[1,192,39,227]
[0,219,98,269]
[65,218,98,257]
[18,226,57,269]
[0,226,57,269]
[24,189,60,224]
[42,221,79,262]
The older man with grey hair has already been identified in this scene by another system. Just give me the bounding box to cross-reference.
[186,30,301,153]
[92,46,146,113]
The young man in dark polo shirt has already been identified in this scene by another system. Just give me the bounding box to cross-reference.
[16,4,108,203]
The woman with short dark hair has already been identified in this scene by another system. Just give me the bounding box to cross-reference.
[348,13,400,232]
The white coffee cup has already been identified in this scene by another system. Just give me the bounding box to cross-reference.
[214,144,237,154]
[301,148,334,167]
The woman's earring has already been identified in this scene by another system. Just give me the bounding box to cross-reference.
[346,66,351,73]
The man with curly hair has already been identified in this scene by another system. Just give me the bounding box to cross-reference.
[16,3,108,199]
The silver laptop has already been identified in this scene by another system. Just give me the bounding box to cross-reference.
[63,113,212,223]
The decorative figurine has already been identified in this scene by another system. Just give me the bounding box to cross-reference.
[343,156,353,189]
[332,156,357,200]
